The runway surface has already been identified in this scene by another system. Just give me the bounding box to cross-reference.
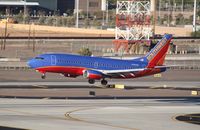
[0,99,199,130]
[0,81,200,88]
[0,81,199,98]
[0,69,199,129]
[0,70,199,82]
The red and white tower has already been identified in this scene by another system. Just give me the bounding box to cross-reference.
[113,0,152,53]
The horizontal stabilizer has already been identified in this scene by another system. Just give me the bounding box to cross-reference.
[154,65,183,69]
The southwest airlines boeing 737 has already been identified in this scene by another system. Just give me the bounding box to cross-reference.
[27,34,172,85]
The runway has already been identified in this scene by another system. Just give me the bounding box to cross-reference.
[0,70,199,82]
[0,69,199,130]
[0,81,199,98]
[0,81,200,88]
[0,99,199,130]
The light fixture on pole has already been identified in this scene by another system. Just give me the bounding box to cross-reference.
[24,0,27,24]
[86,0,89,19]
[193,0,197,33]
[106,0,108,25]
[150,0,156,35]
[76,0,79,28]
[101,0,106,26]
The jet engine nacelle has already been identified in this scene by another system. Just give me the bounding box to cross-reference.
[83,70,103,80]
[62,74,78,78]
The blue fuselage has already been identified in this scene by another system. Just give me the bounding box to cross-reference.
[28,53,149,70]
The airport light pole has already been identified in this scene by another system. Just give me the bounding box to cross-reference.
[151,0,157,35]
[193,0,197,35]
[181,0,184,13]
[3,21,8,50]
[23,0,27,24]
[173,0,176,18]
[167,0,170,27]
[76,0,79,28]
[101,0,106,26]
[106,0,109,25]
[86,0,89,19]
[158,0,161,20]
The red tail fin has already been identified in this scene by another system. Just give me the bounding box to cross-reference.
[145,34,172,68]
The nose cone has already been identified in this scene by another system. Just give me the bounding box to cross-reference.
[27,59,34,68]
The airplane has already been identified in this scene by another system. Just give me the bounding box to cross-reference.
[27,34,172,86]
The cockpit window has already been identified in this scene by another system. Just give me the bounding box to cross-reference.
[35,57,44,60]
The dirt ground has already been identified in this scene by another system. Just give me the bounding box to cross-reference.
[0,23,193,37]
[0,23,114,37]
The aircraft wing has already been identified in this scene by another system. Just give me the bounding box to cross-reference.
[99,65,177,75]
[99,68,147,75]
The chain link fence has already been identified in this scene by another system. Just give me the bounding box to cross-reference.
[0,39,200,70]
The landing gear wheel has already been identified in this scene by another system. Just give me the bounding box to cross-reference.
[88,79,95,84]
[101,79,108,86]
[41,73,46,79]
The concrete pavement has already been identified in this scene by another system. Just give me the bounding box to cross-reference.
[0,99,199,130]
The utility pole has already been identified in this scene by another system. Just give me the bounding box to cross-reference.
[181,0,184,14]
[24,0,27,24]
[106,0,109,25]
[151,0,156,36]
[193,0,197,35]
[76,0,79,28]
[0,34,3,50]
[86,0,89,19]
[28,23,31,48]
[101,0,106,26]
[32,23,35,52]
[3,21,8,50]
[173,0,176,18]
[167,0,171,27]
[158,0,161,20]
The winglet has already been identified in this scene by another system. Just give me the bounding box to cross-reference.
[145,34,172,68]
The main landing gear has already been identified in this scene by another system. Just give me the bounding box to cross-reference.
[101,79,108,86]
[88,79,108,86]
[41,73,46,79]
[88,79,95,84]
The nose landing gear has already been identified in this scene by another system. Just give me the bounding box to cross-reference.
[41,73,46,79]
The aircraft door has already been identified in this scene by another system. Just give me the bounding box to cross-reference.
[94,62,98,68]
[51,55,57,66]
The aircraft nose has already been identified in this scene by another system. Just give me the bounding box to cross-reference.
[27,59,34,68]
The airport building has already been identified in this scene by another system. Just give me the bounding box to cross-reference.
[75,0,105,13]
[0,0,75,15]
[28,0,104,13]
[0,0,104,15]
[28,0,75,14]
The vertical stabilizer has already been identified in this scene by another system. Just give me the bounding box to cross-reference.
[145,34,172,68]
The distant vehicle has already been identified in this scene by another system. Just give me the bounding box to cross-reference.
[28,34,172,86]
